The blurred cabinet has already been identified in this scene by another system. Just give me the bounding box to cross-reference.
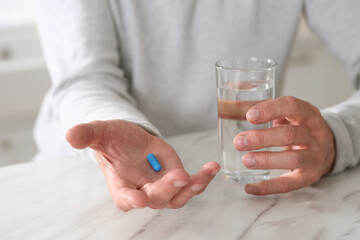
[0,121,37,166]
[0,25,50,122]
[0,24,50,166]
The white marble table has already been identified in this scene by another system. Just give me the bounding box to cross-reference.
[1,130,360,240]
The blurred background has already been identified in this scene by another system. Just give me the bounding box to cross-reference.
[1,0,50,166]
[0,0,354,167]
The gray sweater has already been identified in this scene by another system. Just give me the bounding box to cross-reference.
[35,0,360,174]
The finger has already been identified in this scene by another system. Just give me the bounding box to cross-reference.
[242,150,311,170]
[66,121,108,149]
[245,169,319,195]
[114,188,149,211]
[218,99,262,120]
[246,96,320,124]
[272,118,289,127]
[166,161,220,209]
[234,125,311,151]
[106,177,149,212]
[140,169,191,209]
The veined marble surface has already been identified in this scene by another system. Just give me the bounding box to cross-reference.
[1,129,360,240]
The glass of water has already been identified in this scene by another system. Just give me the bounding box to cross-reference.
[216,57,276,184]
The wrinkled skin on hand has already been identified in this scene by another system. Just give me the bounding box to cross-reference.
[233,96,335,195]
[66,120,220,211]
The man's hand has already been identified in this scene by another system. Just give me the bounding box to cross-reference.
[66,120,220,211]
[233,96,335,195]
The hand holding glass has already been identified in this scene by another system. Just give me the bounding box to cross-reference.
[216,57,276,183]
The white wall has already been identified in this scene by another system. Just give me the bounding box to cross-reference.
[0,0,36,29]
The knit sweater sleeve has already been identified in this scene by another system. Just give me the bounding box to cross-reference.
[304,0,360,174]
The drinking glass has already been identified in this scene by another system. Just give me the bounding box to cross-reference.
[216,57,276,183]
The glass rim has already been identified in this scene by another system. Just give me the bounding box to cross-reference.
[215,57,277,71]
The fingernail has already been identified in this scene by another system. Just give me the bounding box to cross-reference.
[190,184,204,192]
[173,180,189,188]
[211,168,220,175]
[235,135,248,149]
[245,185,257,194]
[247,109,260,122]
[242,155,256,167]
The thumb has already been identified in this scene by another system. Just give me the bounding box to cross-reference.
[66,121,107,149]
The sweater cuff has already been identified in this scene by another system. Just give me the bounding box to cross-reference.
[321,110,353,175]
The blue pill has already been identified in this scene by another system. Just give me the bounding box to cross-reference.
[147,153,161,172]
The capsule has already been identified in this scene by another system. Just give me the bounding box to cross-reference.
[147,153,161,172]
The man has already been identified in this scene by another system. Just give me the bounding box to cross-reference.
[35,0,360,211]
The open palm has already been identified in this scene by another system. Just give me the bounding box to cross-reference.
[66,120,220,211]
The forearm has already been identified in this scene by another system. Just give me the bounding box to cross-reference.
[54,76,161,138]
